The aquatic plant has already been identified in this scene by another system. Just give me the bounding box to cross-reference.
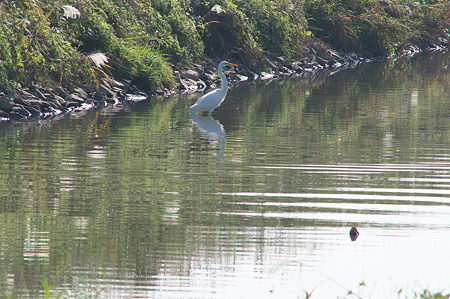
[2,278,65,299]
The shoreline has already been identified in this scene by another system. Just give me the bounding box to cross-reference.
[0,49,377,122]
[0,45,443,122]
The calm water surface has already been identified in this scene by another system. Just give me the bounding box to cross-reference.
[1,51,450,298]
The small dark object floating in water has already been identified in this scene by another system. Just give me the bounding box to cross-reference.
[350,227,359,241]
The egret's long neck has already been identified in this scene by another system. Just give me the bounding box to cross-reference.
[219,66,228,93]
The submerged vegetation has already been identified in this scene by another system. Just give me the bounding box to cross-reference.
[0,0,449,92]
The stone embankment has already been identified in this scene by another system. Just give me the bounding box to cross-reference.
[0,51,363,121]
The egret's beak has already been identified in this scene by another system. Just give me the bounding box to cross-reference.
[228,63,238,66]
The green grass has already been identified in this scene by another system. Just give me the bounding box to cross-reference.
[305,0,450,57]
[0,0,448,92]
[2,278,65,299]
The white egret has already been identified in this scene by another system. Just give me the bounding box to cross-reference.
[190,61,238,114]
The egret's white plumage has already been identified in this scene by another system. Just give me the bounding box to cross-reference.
[190,61,238,114]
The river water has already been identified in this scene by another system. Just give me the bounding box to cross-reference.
[1,51,450,298]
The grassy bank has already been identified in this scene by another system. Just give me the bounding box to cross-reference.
[0,0,449,92]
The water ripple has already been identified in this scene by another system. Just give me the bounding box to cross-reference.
[215,192,450,204]
[249,163,450,172]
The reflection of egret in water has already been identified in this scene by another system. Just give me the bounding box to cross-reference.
[190,114,226,164]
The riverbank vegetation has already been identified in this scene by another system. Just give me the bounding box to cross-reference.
[0,0,449,92]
